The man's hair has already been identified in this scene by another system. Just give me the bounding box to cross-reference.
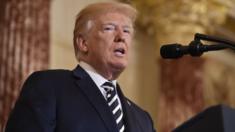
[73,2,137,61]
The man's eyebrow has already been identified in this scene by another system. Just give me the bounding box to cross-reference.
[101,23,116,26]
[102,23,132,28]
[123,25,132,29]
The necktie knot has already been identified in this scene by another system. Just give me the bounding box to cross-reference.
[102,81,115,92]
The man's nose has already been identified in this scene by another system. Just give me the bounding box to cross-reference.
[114,29,125,43]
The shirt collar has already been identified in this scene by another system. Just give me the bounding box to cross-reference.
[79,61,117,87]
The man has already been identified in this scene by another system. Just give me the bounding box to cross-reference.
[6,2,156,132]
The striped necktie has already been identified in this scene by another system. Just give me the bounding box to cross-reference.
[102,82,125,132]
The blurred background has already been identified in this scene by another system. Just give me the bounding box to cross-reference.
[1,0,235,131]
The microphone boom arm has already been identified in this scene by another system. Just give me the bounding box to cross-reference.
[194,33,235,50]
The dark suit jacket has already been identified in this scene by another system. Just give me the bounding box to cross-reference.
[6,65,156,132]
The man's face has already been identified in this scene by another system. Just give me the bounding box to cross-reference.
[84,12,134,79]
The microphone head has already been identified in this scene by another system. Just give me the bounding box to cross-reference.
[160,44,185,59]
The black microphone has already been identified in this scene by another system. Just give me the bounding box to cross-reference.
[160,41,227,59]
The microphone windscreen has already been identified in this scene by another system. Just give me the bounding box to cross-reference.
[160,44,183,59]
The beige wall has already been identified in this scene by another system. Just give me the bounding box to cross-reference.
[50,0,159,128]
[50,0,110,69]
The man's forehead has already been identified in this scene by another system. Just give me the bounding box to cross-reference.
[96,12,131,21]
[95,14,132,26]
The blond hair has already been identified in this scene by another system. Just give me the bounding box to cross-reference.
[73,2,137,61]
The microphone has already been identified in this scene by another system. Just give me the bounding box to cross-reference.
[160,41,227,59]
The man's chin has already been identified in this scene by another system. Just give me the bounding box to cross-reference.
[111,62,127,72]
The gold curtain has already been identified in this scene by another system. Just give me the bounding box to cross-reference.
[0,0,50,130]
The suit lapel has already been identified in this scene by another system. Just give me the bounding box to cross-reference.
[72,65,118,132]
[116,84,144,132]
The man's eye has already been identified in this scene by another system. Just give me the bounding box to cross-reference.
[103,26,115,31]
[123,29,130,33]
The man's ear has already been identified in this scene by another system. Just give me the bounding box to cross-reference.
[75,35,88,53]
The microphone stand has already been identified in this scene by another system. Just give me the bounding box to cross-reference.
[194,33,235,50]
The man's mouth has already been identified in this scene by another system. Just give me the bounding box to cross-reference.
[114,48,125,56]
